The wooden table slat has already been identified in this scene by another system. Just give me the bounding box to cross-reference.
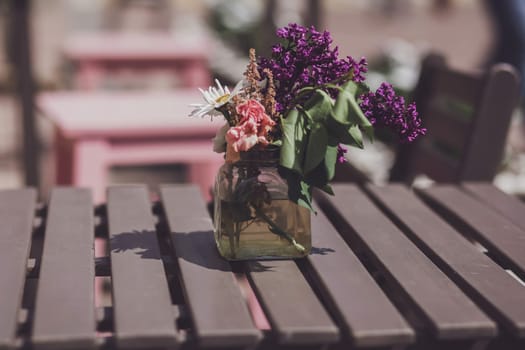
[367,184,525,337]
[308,203,415,347]
[419,185,525,280]
[0,189,37,349]
[32,188,95,350]
[247,259,340,345]
[160,185,261,348]
[107,185,178,349]
[463,182,525,231]
[324,184,496,340]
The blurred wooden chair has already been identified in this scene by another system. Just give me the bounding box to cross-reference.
[336,53,521,184]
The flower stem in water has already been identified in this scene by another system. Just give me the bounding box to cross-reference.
[253,206,306,253]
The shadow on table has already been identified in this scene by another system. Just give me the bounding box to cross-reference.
[110,229,163,260]
[311,247,335,255]
[110,229,236,272]
[110,229,335,272]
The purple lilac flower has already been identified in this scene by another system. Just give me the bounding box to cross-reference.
[359,82,426,143]
[258,23,367,113]
[337,144,348,163]
[348,56,368,83]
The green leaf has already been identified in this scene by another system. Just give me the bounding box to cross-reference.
[326,115,359,146]
[330,89,352,125]
[349,125,364,149]
[304,122,328,174]
[324,141,338,181]
[320,184,335,195]
[342,80,359,95]
[280,168,314,211]
[280,109,307,174]
[327,81,374,145]
[348,97,374,141]
[342,81,374,141]
[297,180,314,212]
[304,90,333,123]
[326,90,355,145]
[304,161,329,189]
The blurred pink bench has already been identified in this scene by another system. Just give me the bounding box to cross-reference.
[38,90,224,203]
[63,33,211,89]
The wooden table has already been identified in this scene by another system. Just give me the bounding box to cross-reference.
[38,90,225,203]
[1,183,525,350]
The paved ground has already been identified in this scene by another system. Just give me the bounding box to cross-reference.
[0,0,523,197]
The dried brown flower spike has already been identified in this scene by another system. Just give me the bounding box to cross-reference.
[244,48,262,99]
[262,68,277,119]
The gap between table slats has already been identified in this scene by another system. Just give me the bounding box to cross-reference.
[159,184,261,348]
[107,185,179,349]
[366,184,525,338]
[245,258,340,346]
[321,184,496,341]
[0,189,37,350]
[304,199,415,348]
[418,185,525,282]
[462,182,525,232]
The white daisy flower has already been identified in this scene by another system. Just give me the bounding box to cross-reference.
[189,79,244,119]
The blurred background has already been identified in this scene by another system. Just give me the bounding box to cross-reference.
[0,0,524,201]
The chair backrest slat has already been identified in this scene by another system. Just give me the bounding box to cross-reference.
[408,142,459,182]
[430,64,482,103]
[420,102,470,153]
[460,65,521,180]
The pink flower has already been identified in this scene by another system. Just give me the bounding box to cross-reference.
[237,99,266,123]
[237,100,276,136]
[226,125,258,152]
[225,100,276,155]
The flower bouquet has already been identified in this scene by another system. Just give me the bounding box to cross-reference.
[190,24,425,260]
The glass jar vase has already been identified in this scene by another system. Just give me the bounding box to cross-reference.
[213,147,311,260]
